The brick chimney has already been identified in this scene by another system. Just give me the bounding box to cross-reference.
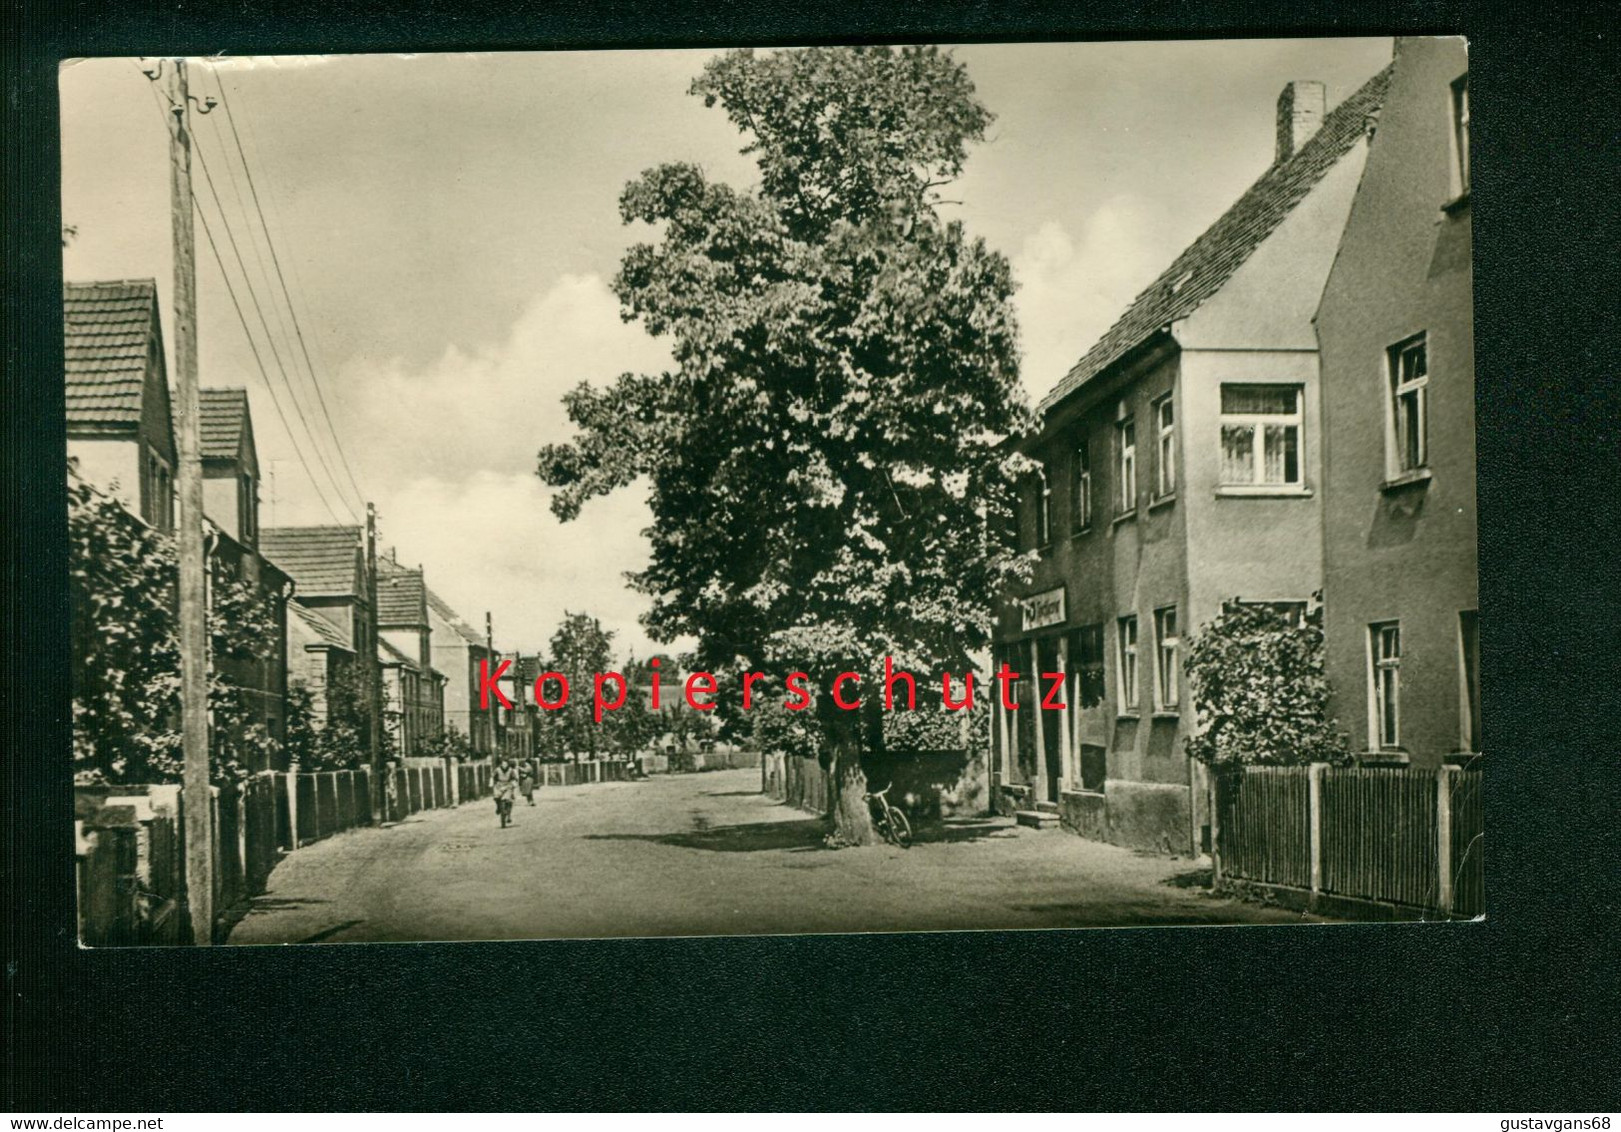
[1276,80,1326,163]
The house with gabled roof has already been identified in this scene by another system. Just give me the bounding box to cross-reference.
[261,524,380,761]
[199,387,261,549]
[994,65,1394,855]
[377,552,447,756]
[63,279,176,530]
[426,585,495,755]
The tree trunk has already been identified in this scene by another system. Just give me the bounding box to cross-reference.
[820,695,873,846]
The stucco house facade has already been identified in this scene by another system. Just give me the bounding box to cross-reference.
[994,66,1393,855]
[427,586,495,754]
[1315,37,1476,770]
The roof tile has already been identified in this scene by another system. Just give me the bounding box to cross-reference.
[260,526,365,598]
[63,279,161,430]
[1037,65,1393,414]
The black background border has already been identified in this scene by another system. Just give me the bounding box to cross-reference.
[7,0,1619,1112]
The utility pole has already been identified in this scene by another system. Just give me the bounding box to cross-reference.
[366,502,383,822]
[162,57,215,945]
[486,611,499,758]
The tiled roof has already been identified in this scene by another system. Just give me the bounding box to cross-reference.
[260,526,365,598]
[63,279,161,430]
[426,586,485,647]
[376,556,427,627]
[1037,65,1393,414]
[289,598,350,651]
[199,388,249,461]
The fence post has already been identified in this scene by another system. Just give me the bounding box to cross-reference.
[1436,765,1456,915]
[1209,772,1222,885]
[1308,763,1326,896]
[286,762,300,849]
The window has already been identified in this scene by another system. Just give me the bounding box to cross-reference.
[1154,396,1176,498]
[1117,615,1139,714]
[1154,606,1180,710]
[1072,438,1092,532]
[240,473,257,541]
[1117,417,1137,512]
[1370,622,1401,750]
[1460,610,1481,752]
[1220,385,1302,487]
[1035,466,1052,548]
[1389,334,1428,474]
[1071,623,1105,709]
[1451,73,1470,195]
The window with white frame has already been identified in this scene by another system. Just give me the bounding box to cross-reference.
[1451,73,1470,196]
[1154,605,1179,710]
[1370,622,1401,750]
[1117,614,1139,714]
[1117,417,1137,513]
[1219,385,1303,487]
[1035,466,1052,548]
[1389,334,1428,474]
[1072,437,1092,532]
[1154,395,1176,498]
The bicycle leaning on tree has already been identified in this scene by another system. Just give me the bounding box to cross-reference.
[864,783,913,848]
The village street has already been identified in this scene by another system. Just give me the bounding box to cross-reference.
[226,768,1319,944]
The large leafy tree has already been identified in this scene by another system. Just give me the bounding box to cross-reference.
[538,46,1030,844]
[68,471,281,784]
[538,48,1030,836]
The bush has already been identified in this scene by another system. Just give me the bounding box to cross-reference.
[1183,599,1350,769]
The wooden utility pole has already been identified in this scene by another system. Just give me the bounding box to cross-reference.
[366,502,383,822]
[168,57,214,945]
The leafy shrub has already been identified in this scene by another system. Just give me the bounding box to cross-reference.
[1183,599,1350,769]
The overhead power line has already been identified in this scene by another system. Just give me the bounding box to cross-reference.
[191,135,360,522]
[209,70,371,515]
[136,68,352,527]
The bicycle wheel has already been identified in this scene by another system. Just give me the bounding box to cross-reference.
[887,807,912,848]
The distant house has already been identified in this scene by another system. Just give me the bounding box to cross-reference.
[261,525,380,759]
[377,553,447,756]
[1314,37,1476,769]
[287,597,357,732]
[426,586,495,755]
[996,66,1393,855]
[63,279,176,530]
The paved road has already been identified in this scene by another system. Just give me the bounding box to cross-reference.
[226,767,1319,944]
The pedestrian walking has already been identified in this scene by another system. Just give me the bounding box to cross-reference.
[493,757,518,828]
[519,757,536,806]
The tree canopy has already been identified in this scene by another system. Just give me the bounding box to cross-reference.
[537,46,1030,841]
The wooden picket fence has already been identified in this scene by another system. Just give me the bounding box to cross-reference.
[75,758,497,945]
[1216,763,1483,917]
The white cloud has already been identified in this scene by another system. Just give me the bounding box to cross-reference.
[1010,197,1168,404]
[266,272,683,659]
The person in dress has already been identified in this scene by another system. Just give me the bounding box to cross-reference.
[519,757,536,806]
[492,757,518,828]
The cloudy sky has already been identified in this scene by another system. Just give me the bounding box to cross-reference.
[59,38,1391,659]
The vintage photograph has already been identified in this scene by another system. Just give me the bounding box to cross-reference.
[60,35,1477,947]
